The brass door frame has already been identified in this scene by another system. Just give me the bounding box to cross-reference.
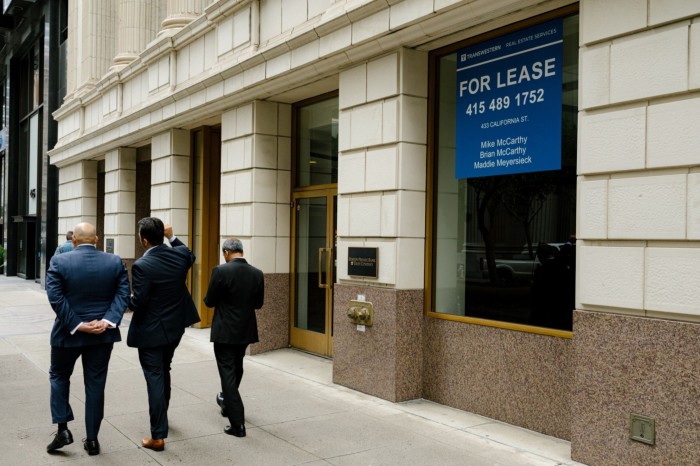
[189,126,221,328]
[290,187,337,357]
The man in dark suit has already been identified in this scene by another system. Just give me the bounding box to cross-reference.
[127,217,200,451]
[45,223,130,456]
[204,238,264,438]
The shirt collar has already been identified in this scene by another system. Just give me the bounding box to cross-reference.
[142,243,165,257]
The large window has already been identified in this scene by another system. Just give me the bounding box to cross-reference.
[429,12,578,334]
[19,40,42,117]
[295,94,338,188]
[18,38,44,217]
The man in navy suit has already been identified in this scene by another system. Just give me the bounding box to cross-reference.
[45,223,130,456]
[127,217,200,452]
[204,238,264,438]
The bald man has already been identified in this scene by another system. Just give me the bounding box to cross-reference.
[45,223,130,456]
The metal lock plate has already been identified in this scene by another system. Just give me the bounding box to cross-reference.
[630,414,655,445]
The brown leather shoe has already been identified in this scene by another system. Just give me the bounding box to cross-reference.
[141,438,165,451]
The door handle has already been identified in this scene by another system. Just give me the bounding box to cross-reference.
[318,248,329,289]
[326,247,333,289]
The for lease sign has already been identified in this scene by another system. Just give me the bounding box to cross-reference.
[455,19,563,179]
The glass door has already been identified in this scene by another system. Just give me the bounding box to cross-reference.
[290,188,336,357]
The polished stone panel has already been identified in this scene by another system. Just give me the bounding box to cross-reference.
[423,318,572,440]
[250,273,289,355]
[572,310,700,465]
[333,284,423,402]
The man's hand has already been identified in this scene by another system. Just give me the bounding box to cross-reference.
[94,320,111,331]
[164,224,173,240]
[77,320,107,334]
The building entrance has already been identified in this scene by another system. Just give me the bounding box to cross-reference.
[289,94,338,357]
[190,126,221,328]
[290,189,336,357]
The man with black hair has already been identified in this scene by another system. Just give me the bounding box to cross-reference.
[204,238,264,438]
[127,217,200,451]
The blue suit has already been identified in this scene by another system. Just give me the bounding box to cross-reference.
[46,244,130,440]
[127,238,200,439]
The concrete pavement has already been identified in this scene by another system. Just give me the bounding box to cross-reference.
[0,275,584,465]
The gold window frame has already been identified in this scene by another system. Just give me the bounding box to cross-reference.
[424,5,579,339]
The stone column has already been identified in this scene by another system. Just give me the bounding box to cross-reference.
[150,129,191,244]
[220,100,292,353]
[159,0,208,35]
[65,0,77,99]
[57,161,98,242]
[572,1,700,464]
[67,2,117,98]
[103,148,136,257]
[333,48,428,402]
[113,1,161,67]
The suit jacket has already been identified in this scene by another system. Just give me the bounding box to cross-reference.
[127,238,200,348]
[46,244,130,348]
[204,257,264,345]
[55,240,74,255]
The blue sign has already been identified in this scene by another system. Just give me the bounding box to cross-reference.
[456,19,563,178]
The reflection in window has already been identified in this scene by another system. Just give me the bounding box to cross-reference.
[19,38,43,118]
[432,15,578,331]
[296,96,338,187]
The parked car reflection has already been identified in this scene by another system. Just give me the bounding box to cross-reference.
[478,242,566,285]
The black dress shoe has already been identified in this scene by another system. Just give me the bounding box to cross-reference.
[46,429,73,452]
[83,439,100,456]
[216,392,227,417]
[224,424,246,437]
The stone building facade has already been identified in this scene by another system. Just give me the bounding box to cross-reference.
[46,1,700,464]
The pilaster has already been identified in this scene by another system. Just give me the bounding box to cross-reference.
[221,100,292,354]
[220,100,292,274]
[151,129,191,244]
[71,1,117,97]
[333,47,428,403]
[337,48,428,289]
[57,161,98,243]
[104,148,136,257]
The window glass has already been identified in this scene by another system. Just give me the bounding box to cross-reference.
[59,0,69,44]
[32,41,41,110]
[19,39,43,118]
[296,97,338,187]
[432,15,578,332]
[0,78,5,127]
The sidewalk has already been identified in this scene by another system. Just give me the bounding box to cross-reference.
[0,275,584,465]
